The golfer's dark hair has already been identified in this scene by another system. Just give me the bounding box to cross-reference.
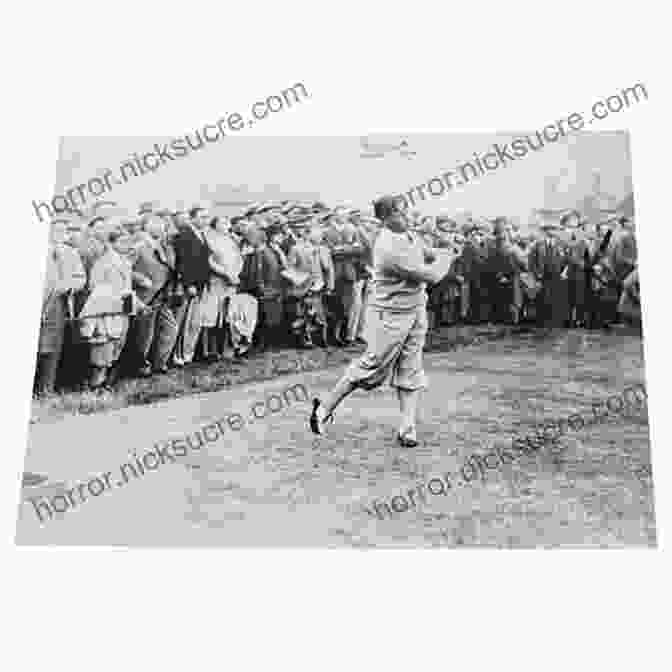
[373,196,400,221]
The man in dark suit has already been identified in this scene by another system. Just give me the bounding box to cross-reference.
[485,218,527,324]
[459,225,489,324]
[563,212,591,328]
[529,221,568,329]
[171,206,211,364]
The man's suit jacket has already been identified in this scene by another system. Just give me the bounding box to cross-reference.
[172,226,211,291]
[132,241,176,304]
[565,235,591,287]
[239,245,286,299]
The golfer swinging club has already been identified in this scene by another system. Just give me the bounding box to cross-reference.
[310,195,457,447]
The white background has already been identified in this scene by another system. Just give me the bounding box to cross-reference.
[1,1,669,670]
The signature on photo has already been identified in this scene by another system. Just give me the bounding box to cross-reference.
[360,137,416,159]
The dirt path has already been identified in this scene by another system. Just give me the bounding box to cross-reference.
[16,328,654,547]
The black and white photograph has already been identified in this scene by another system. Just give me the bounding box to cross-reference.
[4,4,666,668]
[16,125,654,547]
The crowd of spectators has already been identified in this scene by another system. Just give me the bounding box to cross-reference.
[34,198,640,398]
